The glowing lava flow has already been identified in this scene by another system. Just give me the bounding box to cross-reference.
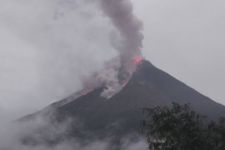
[74,55,144,99]
[133,55,144,65]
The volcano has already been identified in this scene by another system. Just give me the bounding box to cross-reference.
[22,60,225,143]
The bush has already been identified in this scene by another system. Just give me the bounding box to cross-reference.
[143,103,225,150]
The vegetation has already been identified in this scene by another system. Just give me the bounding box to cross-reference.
[143,103,225,150]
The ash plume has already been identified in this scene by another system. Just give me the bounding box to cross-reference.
[100,0,144,72]
[80,0,144,98]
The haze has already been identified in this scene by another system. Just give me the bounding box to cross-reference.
[0,0,225,121]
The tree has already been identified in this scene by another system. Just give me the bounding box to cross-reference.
[207,117,225,150]
[143,103,225,150]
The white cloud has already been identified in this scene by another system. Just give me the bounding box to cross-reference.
[0,0,119,120]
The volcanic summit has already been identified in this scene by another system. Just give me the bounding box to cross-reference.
[22,59,225,144]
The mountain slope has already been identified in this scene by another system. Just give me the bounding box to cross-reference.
[22,60,225,141]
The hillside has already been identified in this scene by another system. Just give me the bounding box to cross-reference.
[21,60,225,143]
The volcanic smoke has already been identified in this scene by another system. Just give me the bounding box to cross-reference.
[101,0,143,70]
[80,0,144,99]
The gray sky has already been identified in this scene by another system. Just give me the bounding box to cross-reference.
[0,0,225,121]
[132,0,225,105]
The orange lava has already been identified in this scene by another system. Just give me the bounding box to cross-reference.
[133,55,143,65]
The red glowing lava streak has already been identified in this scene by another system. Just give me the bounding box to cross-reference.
[133,55,143,65]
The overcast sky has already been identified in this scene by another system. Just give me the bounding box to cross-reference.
[132,0,225,105]
[0,0,225,121]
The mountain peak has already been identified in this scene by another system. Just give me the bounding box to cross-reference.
[21,60,225,142]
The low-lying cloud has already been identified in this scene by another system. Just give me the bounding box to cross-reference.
[0,0,119,119]
[0,0,146,149]
[0,114,148,150]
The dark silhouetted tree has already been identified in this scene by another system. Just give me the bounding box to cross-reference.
[143,103,225,150]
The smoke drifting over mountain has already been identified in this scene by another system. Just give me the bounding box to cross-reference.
[82,0,144,98]
[101,0,143,67]
[0,0,144,118]
[0,0,147,149]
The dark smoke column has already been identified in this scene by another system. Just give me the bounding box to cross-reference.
[100,0,144,73]
[81,0,144,99]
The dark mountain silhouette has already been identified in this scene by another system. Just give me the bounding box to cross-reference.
[21,60,225,143]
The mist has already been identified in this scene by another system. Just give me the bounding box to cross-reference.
[2,0,224,149]
[0,0,121,121]
[0,0,148,149]
[0,114,148,150]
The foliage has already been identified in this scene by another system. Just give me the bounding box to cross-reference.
[143,103,225,150]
